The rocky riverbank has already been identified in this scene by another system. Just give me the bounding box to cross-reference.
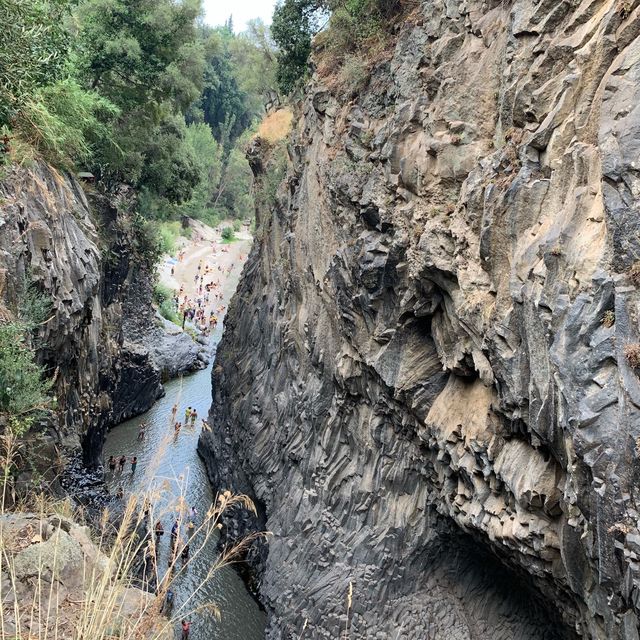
[0,511,171,639]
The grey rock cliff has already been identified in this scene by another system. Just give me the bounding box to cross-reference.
[0,163,202,467]
[200,0,640,638]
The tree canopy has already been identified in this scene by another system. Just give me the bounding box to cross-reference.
[1,0,278,226]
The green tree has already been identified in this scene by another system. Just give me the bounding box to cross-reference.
[72,0,206,197]
[197,28,252,148]
[227,20,278,118]
[271,0,324,94]
[0,0,70,126]
[138,116,200,204]
[74,0,204,112]
[178,123,224,223]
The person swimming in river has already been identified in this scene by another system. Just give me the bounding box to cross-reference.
[116,486,124,499]
[137,422,146,441]
[190,409,197,423]
[118,455,126,473]
[185,407,191,420]
[174,421,181,432]
[171,403,178,418]
[131,456,138,474]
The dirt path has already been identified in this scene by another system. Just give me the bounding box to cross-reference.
[157,223,252,333]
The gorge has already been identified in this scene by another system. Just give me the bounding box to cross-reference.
[198,0,640,639]
[2,0,640,638]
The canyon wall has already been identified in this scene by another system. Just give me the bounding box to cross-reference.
[0,163,203,470]
[200,0,640,638]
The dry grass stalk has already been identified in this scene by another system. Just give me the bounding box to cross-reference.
[256,109,293,144]
[0,421,264,640]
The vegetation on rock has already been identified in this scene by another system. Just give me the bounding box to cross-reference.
[271,0,409,93]
[1,0,279,234]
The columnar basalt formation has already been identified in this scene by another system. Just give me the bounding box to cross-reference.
[200,1,640,638]
[0,163,203,468]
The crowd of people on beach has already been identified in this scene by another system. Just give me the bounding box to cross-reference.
[169,251,237,336]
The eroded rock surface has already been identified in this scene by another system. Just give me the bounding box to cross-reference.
[201,0,640,638]
[0,163,203,467]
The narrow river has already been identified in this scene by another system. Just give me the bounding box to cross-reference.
[103,235,265,640]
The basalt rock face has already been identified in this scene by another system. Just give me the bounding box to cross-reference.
[200,1,640,638]
[0,163,201,468]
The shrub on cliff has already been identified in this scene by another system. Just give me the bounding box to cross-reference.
[271,0,409,94]
[221,226,235,242]
[153,284,174,307]
[0,323,52,434]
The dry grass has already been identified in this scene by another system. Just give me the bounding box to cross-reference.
[629,261,640,287]
[624,343,640,368]
[0,425,264,640]
[602,310,615,328]
[256,109,293,145]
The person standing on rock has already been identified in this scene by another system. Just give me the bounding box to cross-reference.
[131,456,138,474]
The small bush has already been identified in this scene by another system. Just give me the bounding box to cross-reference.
[232,219,242,233]
[13,79,118,168]
[131,214,162,267]
[339,54,369,97]
[19,281,51,330]
[153,283,173,306]
[221,226,235,242]
[629,261,640,287]
[602,310,615,328]
[0,323,51,431]
[157,221,182,255]
[625,343,640,368]
[159,299,181,325]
